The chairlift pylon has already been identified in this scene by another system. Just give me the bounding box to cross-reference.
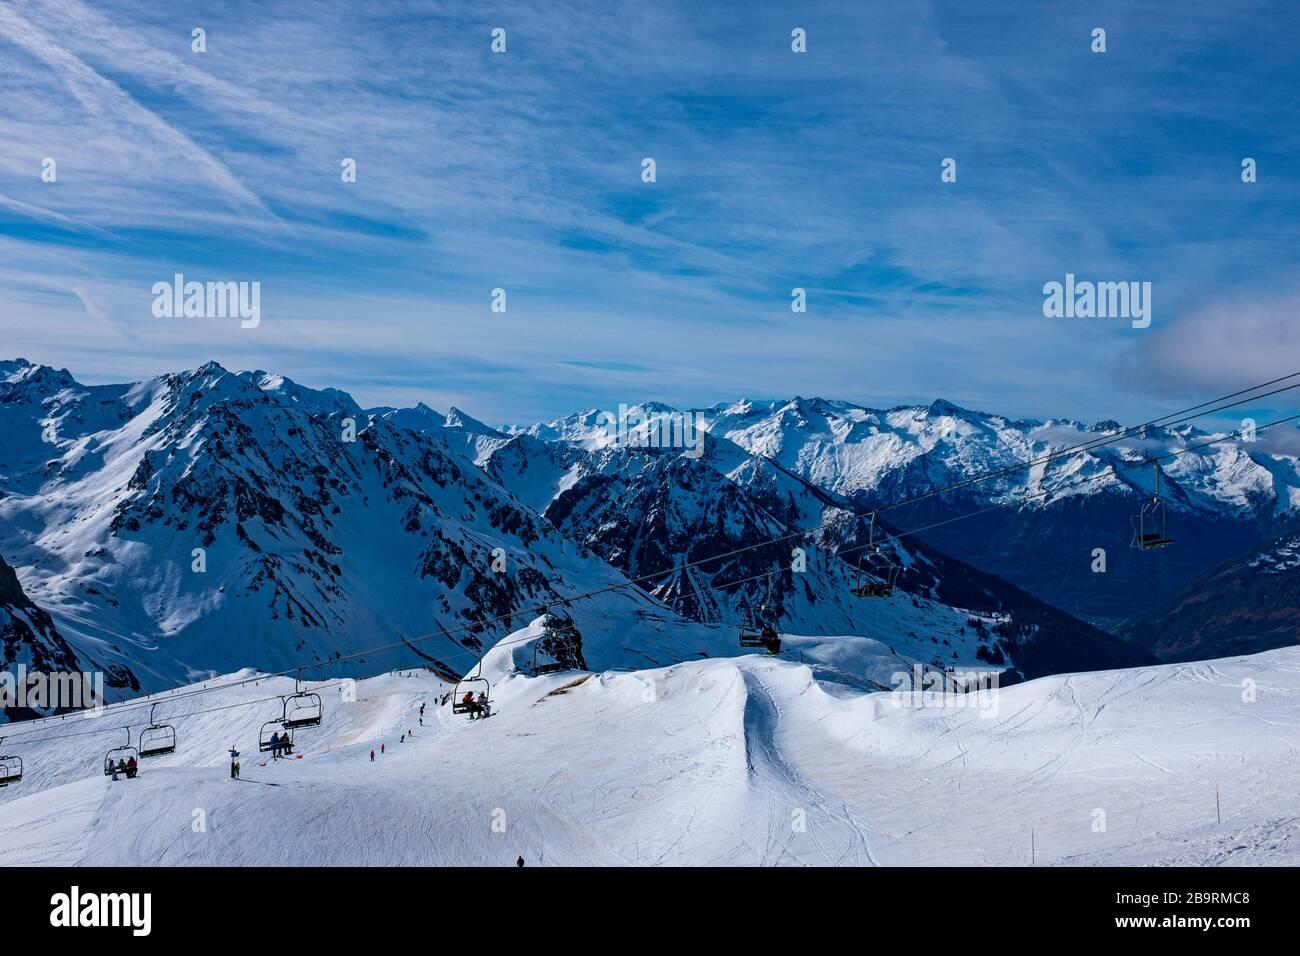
[1131,462,1174,551]
[138,703,177,759]
[0,738,22,787]
[531,606,583,675]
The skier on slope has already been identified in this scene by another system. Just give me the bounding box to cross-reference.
[370,749,375,762]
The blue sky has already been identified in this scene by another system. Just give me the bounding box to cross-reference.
[0,0,1297,427]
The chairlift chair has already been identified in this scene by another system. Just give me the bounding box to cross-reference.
[452,676,491,717]
[738,573,781,653]
[282,672,323,729]
[259,717,292,753]
[737,596,767,649]
[1131,463,1174,551]
[103,728,140,776]
[138,703,177,758]
[850,513,899,597]
[0,739,22,787]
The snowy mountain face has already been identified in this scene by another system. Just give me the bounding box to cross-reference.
[684,396,1300,626]
[1117,531,1300,661]
[0,359,728,699]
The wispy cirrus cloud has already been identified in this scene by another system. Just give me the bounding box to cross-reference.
[0,0,1295,424]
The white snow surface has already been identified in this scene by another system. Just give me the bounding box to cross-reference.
[2,643,1296,866]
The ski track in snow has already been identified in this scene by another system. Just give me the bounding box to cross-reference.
[1,646,1298,866]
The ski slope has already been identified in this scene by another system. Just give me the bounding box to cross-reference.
[1,642,1297,866]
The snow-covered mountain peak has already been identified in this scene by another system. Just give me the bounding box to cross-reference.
[444,406,502,436]
[237,369,363,417]
[0,359,80,403]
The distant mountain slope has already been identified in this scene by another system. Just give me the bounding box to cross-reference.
[485,424,1156,680]
[0,360,690,694]
[694,396,1300,623]
[0,553,82,678]
[0,552,136,716]
[1116,533,1300,661]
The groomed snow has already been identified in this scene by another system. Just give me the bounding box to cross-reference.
[0,645,1296,866]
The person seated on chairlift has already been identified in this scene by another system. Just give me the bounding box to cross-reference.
[759,625,781,654]
[281,735,292,756]
[268,731,280,757]
[109,759,120,781]
[477,691,491,719]
[126,756,138,778]
[461,691,478,717]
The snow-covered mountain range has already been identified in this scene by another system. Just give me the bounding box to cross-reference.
[524,395,1300,628]
[707,396,1300,625]
[9,358,1298,707]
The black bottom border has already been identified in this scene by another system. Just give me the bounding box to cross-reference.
[12,865,1283,941]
